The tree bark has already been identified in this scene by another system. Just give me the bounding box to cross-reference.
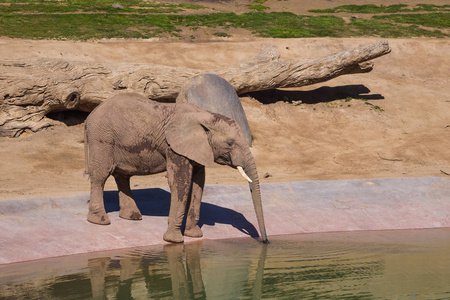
[0,40,390,137]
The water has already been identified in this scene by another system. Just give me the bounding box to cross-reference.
[1,229,449,299]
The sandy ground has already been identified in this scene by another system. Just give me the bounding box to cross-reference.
[0,0,449,199]
[0,35,448,200]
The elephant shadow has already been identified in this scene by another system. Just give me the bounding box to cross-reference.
[103,188,259,238]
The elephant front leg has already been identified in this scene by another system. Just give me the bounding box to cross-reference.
[184,165,205,238]
[164,150,193,243]
[114,173,142,221]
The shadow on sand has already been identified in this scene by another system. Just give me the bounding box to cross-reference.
[247,84,384,104]
[103,188,259,238]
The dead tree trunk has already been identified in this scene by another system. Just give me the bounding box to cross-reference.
[0,40,390,137]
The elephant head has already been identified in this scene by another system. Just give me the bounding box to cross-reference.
[165,111,269,243]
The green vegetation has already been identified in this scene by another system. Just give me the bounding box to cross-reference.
[231,13,352,38]
[248,4,269,12]
[213,32,231,37]
[350,18,448,38]
[348,97,384,111]
[0,1,206,14]
[0,1,448,40]
[249,0,269,11]
[310,4,408,14]
[309,4,450,13]
[362,100,384,112]
[298,96,384,112]
[0,14,179,39]
[374,13,450,29]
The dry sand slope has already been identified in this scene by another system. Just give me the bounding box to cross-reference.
[0,37,449,199]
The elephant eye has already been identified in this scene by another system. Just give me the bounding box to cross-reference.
[226,138,235,147]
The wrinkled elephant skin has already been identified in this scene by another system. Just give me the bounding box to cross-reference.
[85,93,268,243]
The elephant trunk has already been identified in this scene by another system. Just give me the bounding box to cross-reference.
[242,150,269,243]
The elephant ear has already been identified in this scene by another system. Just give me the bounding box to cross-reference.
[165,114,214,167]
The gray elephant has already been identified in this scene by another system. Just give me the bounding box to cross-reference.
[84,92,268,243]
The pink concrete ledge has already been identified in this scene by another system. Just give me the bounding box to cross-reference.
[0,177,448,265]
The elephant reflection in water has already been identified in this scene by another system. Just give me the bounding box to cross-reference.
[164,243,206,299]
[87,243,205,299]
[87,242,267,299]
[88,255,142,300]
[88,257,111,300]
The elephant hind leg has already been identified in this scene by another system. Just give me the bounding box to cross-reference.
[87,178,110,225]
[86,141,114,225]
[114,173,142,221]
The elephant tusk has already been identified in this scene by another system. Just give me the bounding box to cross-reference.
[237,166,252,183]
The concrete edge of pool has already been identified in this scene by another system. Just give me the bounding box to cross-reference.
[0,176,449,265]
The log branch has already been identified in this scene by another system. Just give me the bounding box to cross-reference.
[218,40,390,93]
[0,41,390,137]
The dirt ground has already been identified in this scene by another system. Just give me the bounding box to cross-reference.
[0,1,449,200]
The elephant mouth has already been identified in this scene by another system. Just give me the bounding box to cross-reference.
[215,152,231,166]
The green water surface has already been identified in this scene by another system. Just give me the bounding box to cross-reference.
[1,228,449,299]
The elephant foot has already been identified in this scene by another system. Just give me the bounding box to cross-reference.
[163,229,184,243]
[184,225,203,238]
[119,209,142,221]
[87,211,111,225]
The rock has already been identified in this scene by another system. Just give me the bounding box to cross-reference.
[177,73,253,146]
[264,172,272,178]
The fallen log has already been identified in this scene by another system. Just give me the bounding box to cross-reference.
[0,40,390,137]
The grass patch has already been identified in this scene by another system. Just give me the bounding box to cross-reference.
[0,2,448,40]
[213,32,231,37]
[350,18,448,38]
[249,0,269,10]
[309,4,409,13]
[413,4,450,12]
[248,4,269,12]
[236,13,352,38]
[374,13,450,29]
[0,1,205,14]
[337,97,384,111]
[0,14,179,39]
[309,4,449,13]
[362,100,384,112]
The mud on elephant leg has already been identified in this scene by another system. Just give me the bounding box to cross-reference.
[114,173,142,221]
[164,149,194,243]
[184,165,205,238]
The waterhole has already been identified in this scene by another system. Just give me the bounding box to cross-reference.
[0,228,449,299]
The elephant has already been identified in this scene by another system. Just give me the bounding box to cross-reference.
[84,92,268,243]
